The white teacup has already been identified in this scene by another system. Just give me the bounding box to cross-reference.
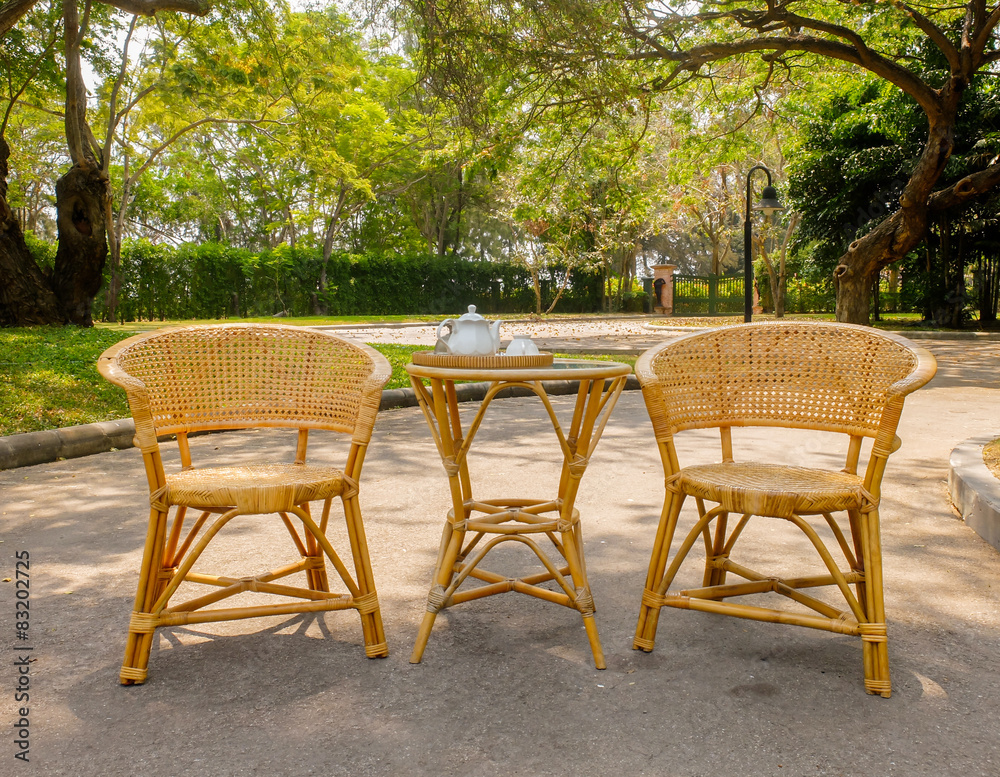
[505,336,540,356]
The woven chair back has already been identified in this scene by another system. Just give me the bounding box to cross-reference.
[107,324,386,438]
[638,322,922,438]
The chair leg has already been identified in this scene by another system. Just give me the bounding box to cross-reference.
[847,509,869,616]
[339,494,388,658]
[120,506,170,685]
[857,507,891,697]
[279,508,329,592]
[288,500,388,660]
[303,503,331,593]
[704,510,730,588]
[633,491,685,652]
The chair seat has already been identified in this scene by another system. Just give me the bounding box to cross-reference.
[677,462,871,517]
[164,464,346,514]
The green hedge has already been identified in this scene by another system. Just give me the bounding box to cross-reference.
[784,275,837,314]
[93,241,605,321]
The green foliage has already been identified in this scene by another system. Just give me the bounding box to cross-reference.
[787,79,917,267]
[785,274,836,314]
[0,2,63,116]
[787,52,1000,323]
[73,239,605,322]
[0,326,132,435]
[23,231,56,272]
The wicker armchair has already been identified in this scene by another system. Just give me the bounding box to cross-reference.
[632,322,937,697]
[98,324,391,684]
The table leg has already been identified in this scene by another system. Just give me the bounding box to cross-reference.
[410,377,471,664]
[409,372,626,668]
[552,377,626,669]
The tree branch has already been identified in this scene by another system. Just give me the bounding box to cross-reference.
[634,33,943,115]
[890,1,960,71]
[63,0,93,167]
[0,0,38,37]
[5,97,64,118]
[3,0,210,39]
[115,82,159,128]
[972,4,1000,56]
[928,160,1000,211]
[1,21,59,134]
[99,0,211,17]
[103,14,137,173]
[128,116,275,183]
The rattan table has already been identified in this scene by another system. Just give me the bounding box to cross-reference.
[406,357,631,668]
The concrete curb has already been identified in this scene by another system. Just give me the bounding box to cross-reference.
[0,376,641,471]
[879,329,1000,340]
[0,419,137,470]
[949,435,1000,552]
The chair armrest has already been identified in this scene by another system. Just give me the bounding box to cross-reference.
[886,341,937,399]
[97,350,160,454]
[349,343,393,446]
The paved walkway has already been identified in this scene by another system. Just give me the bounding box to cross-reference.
[1,324,998,776]
[321,318,672,353]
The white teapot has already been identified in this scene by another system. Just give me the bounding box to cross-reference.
[435,305,502,357]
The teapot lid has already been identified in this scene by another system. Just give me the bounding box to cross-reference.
[458,305,484,321]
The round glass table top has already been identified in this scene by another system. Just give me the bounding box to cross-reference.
[406,357,632,382]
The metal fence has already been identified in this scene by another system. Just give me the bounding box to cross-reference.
[672,274,745,316]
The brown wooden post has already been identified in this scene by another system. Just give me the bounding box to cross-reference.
[651,264,676,315]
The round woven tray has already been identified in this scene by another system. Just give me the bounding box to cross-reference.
[410,351,554,369]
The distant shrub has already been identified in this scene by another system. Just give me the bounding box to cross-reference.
[90,242,606,321]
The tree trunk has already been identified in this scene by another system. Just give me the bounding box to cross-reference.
[833,149,1000,325]
[930,213,967,329]
[763,263,778,315]
[832,111,959,324]
[102,195,124,323]
[103,250,122,322]
[544,267,571,315]
[52,165,109,326]
[834,252,876,324]
[833,204,931,324]
[775,275,786,318]
[0,209,66,326]
[0,137,66,326]
[103,168,134,323]
[774,212,798,319]
[886,265,899,313]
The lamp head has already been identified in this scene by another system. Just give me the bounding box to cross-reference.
[755,185,784,217]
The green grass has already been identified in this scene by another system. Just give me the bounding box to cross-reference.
[1,326,135,435]
[0,326,635,437]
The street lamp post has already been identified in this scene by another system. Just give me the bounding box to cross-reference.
[743,165,784,322]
